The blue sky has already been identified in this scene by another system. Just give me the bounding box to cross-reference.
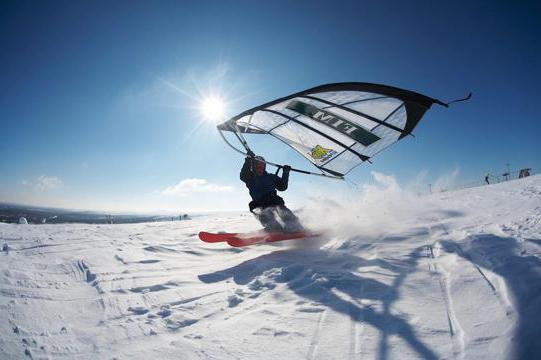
[0,0,539,212]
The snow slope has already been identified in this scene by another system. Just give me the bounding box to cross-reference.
[1,175,540,359]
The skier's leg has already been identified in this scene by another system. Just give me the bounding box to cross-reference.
[277,205,304,232]
[255,207,283,232]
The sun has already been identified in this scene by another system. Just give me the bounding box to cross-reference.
[200,96,226,122]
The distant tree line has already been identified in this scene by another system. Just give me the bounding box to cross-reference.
[0,206,191,225]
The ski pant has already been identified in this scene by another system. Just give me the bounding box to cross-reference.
[254,205,304,232]
[249,193,303,232]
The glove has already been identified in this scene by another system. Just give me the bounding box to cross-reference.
[246,149,255,157]
[282,165,291,173]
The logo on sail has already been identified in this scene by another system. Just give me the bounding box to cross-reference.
[311,145,336,162]
[286,100,380,146]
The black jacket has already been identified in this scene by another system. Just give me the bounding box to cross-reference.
[240,157,289,208]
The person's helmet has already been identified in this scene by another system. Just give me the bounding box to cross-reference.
[253,155,266,174]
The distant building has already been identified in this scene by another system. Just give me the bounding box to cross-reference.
[18,217,28,225]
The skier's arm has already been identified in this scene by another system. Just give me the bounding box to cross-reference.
[275,165,290,191]
[240,157,254,185]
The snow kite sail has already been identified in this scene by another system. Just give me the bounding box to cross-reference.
[217,82,469,179]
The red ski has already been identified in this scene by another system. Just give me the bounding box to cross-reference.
[198,231,321,247]
[198,231,236,243]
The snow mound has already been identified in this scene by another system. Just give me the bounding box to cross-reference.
[0,175,540,359]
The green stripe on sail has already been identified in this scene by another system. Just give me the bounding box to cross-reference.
[286,100,380,146]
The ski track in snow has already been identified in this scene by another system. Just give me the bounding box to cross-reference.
[1,176,540,359]
[425,225,465,360]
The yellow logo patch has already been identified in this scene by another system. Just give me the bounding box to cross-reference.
[311,145,336,162]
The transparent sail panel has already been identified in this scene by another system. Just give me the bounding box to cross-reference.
[311,91,387,105]
[347,97,403,125]
[237,111,287,133]
[271,121,348,167]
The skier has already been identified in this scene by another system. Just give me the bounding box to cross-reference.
[240,151,303,232]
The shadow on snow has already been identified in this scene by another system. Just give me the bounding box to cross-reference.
[199,246,439,360]
[440,235,541,359]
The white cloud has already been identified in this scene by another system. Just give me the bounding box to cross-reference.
[36,176,63,191]
[161,178,234,196]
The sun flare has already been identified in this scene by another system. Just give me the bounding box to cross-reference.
[200,96,226,122]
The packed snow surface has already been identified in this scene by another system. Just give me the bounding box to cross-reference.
[1,175,540,359]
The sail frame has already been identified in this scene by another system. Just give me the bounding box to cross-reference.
[218,82,447,177]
